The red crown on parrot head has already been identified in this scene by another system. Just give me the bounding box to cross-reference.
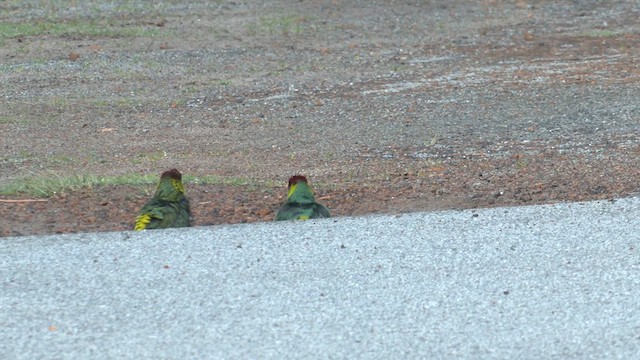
[161,169,182,181]
[288,175,308,187]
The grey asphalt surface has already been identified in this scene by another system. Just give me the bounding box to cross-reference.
[2,198,640,359]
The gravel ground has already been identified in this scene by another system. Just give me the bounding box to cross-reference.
[2,198,640,358]
[1,0,639,236]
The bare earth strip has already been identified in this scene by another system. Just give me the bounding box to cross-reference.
[1,1,639,236]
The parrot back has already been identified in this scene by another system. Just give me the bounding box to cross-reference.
[275,201,330,221]
[134,198,191,230]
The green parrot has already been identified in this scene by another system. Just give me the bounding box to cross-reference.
[134,169,192,230]
[275,175,330,221]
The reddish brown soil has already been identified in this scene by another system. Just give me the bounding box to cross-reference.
[3,144,638,237]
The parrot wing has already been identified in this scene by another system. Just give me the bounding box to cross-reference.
[134,199,185,230]
[275,201,331,221]
[172,197,192,227]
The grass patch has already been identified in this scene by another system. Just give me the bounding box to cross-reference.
[0,116,18,124]
[579,29,627,38]
[0,173,157,197]
[247,15,308,37]
[130,151,167,166]
[0,18,162,40]
[187,175,280,190]
[0,173,265,197]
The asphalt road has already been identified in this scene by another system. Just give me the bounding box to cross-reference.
[2,198,639,359]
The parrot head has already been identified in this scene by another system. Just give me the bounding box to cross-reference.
[161,168,184,191]
[286,175,316,203]
[155,168,186,200]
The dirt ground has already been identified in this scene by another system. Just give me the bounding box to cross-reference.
[1,1,639,237]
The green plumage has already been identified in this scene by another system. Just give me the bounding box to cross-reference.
[275,175,330,221]
[134,169,191,230]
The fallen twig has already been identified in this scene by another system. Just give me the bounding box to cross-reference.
[0,199,49,203]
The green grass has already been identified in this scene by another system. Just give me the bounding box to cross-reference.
[247,15,308,37]
[0,173,265,197]
[130,151,167,166]
[514,158,528,170]
[89,97,145,109]
[0,173,154,197]
[0,18,163,41]
[0,0,168,16]
[579,29,627,38]
[0,116,18,124]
